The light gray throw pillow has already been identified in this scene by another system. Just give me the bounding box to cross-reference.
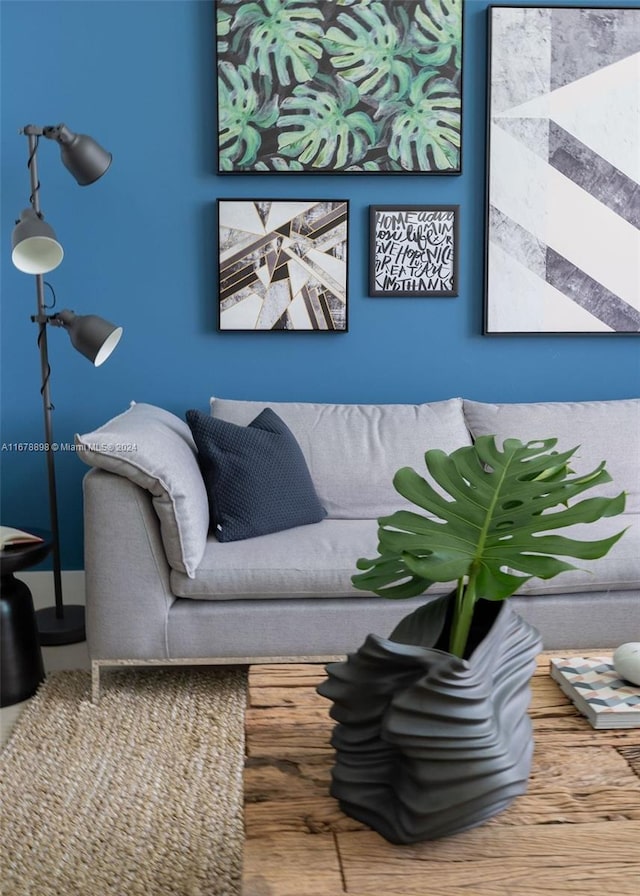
[463,398,640,514]
[75,402,209,577]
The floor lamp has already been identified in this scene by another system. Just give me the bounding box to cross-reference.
[10,124,123,645]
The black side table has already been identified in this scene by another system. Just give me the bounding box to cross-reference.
[0,530,50,707]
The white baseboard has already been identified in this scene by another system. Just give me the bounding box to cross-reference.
[18,570,86,611]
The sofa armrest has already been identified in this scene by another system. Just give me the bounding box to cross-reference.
[83,468,175,660]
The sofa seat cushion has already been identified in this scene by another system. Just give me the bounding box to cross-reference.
[170,515,637,602]
[172,519,452,601]
[209,397,472,519]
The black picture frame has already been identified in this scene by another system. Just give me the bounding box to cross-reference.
[217,199,349,331]
[215,0,464,174]
[369,205,459,297]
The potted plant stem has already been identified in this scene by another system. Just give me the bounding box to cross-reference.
[318,436,626,843]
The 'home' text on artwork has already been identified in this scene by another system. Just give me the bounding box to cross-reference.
[375,210,454,294]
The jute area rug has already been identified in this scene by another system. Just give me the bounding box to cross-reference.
[0,666,247,896]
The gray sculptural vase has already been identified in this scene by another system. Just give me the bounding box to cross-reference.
[317,592,543,844]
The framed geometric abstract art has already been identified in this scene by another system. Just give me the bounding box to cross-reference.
[484,6,640,334]
[217,199,348,331]
[215,0,463,173]
[369,205,459,296]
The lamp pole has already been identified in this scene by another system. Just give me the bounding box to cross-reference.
[11,122,116,643]
[24,127,85,644]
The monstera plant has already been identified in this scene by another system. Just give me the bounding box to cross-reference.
[352,436,627,658]
[318,436,627,844]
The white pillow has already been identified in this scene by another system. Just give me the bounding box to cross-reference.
[463,398,640,514]
[76,402,209,577]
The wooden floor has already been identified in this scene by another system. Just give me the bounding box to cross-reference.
[242,656,640,896]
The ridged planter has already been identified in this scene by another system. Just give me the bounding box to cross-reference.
[317,593,542,844]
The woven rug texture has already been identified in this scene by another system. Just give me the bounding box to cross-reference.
[0,667,247,896]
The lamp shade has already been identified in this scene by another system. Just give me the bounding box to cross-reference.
[11,208,64,274]
[55,310,123,366]
[44,125,112,187]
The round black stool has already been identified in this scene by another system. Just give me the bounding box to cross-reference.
[1,530,50,707]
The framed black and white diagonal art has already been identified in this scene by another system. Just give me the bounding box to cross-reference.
[217,199,348,331]
[484,5,640,334]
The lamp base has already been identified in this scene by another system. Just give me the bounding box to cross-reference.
[36,604,86,646]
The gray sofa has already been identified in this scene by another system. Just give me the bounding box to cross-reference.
[77,396,639,697]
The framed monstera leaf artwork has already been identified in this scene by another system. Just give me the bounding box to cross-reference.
[215,0,463,173]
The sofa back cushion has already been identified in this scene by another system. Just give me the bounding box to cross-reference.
[463,398,640,514]
[209,397,472,519]
[76,402,209,578]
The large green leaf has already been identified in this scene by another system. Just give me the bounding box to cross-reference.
[385,70,460,170]
[233,0,324,86]
[216,8,232,54]
[324,2,413,100]
[277,77,377,168]
[353,436,627,627]
[412,0,462,69]
[354,552,434,600]
[254,157,304,171]
[217,62,279,169]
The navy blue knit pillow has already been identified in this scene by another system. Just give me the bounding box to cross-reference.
[185,407,326,542]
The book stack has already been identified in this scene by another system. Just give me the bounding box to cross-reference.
[550,656,640,730]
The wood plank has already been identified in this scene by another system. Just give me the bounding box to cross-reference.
[337,822,640,895]
[244,755,354,835]
[490,743,640,825]
[242,831,344,896]
[529,743,638,789]
[244,799,362,838]
[246,708,334,760]
[341,865,638,896]
[531,715,640,746]
[248,663,332,692]
[243,749,640,836]
[249,685,329,712]
[338,820,640,862]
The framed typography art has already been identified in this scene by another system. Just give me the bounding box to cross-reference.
[215,0,463,173]
[484,5,640,334]
[217,199,349,331]
[370,205,459,297]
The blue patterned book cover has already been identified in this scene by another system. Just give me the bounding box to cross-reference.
[550,656,640,730]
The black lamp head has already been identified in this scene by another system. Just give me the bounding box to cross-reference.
[54,310,123,366]
[43,124,112,186]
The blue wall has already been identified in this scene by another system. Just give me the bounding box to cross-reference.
[1,0,638,570]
